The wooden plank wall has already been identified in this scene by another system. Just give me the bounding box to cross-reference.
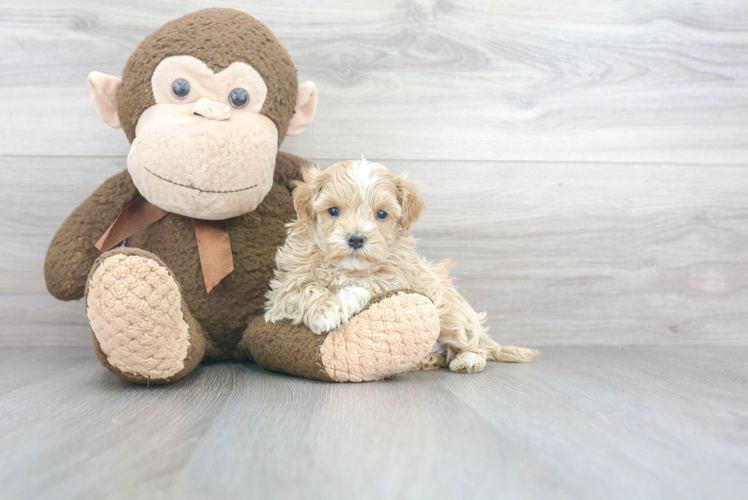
[1,0,747,347]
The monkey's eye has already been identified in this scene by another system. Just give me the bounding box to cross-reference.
[171,79,191,99]
[328,207,340,217]
[229,88,249,109]
[376,210,388,220]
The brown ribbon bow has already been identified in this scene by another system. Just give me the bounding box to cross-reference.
[95,197,234,293]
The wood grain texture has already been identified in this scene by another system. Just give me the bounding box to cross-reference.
[2,4,746,499]
[3,155,747,346]
[1,2,747,347]
[0,347,91,395]
[0,346,746,500]
[0,0,747,162]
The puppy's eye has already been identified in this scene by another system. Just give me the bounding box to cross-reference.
[328,207,340,217]
[172,79,191,99]
[229,88,249,109]
[376,210,388,220]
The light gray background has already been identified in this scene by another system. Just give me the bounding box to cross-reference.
[0,2,747,499]
[2,0,747,348]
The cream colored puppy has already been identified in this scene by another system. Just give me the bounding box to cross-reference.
[264,157,538,373]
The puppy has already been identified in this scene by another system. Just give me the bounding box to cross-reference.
[264,157,538,373]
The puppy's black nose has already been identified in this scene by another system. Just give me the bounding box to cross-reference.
[347,234,367,249]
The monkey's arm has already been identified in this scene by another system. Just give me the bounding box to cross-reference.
[44,169,140,301]
[274,151,311,193]
[241,291,441,382]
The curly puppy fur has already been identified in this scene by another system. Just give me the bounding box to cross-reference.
[265,158,538,373]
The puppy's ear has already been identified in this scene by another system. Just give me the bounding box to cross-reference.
[293,163,323,221]
[395,173,426,230]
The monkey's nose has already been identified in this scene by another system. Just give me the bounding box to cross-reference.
[192,97,231,121]
[347,234,367,249]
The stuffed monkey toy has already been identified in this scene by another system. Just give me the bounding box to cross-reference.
[44,8,440,384]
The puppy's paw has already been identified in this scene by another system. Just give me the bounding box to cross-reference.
[449,352,487,374]
[336,286,371,322]
[264,310,282,324]
[304,296,344,335]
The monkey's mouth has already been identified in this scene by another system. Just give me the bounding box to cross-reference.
[144,166,257,194]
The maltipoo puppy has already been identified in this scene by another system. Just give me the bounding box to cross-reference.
[264,157,538,373]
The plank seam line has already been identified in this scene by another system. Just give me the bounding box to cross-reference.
[2,154,748,168]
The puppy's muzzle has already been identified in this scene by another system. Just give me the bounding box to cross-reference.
[347,234,366,250]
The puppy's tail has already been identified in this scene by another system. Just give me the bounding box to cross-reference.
[487,343,539,363]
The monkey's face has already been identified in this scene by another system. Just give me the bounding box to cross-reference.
[127,56,278,220]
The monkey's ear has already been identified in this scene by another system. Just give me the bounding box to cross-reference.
[292,163,323,221]
[87,71,122,129]
[395,173,426,230]
[286,81,317,136]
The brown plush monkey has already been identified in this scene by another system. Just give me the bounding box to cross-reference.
[45,9,440,384]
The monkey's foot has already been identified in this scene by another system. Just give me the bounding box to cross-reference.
[86,248,205,384]
[243,291,441,382]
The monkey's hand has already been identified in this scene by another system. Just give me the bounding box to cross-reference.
[245,291,442,382]
[44,169,139,301]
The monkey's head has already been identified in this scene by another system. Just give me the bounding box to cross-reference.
[87,9,317,220]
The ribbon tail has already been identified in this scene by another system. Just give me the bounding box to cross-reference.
[95,197,169,252]
[194,219,234,293]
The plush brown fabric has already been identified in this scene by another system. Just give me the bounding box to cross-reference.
[121,151,300,359]
[273,149,312,192]
[241,290,422,383]
[88,248,207,385]
[240,317,334,382]
[118,8,298,144]
[45,152,303,360]
[46,9,441,385]
[45,170,140,301]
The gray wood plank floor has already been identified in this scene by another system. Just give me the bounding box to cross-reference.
[0,346,746,500]
[2,2,747,498]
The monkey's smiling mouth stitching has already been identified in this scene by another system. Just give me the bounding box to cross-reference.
[144,166,258,193]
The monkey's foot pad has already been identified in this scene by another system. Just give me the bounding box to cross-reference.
[87,252,190,380]
[320,292,440,382]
